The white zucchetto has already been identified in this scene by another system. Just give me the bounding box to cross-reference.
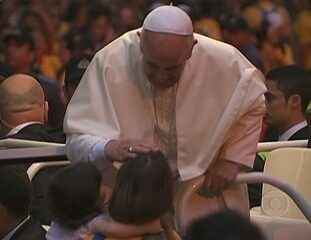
[142,5,193,36]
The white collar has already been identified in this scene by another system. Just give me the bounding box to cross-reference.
[278,121,308,141]
[6,122,42,137]
[3,216,30,240]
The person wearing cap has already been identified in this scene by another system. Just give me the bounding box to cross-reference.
[64,5,266,222]
[47,54,93,144]
[61,28,95,64]
[64,53,93,101]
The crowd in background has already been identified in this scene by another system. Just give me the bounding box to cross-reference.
[0,1,310,239]
[0,0,310,147]
[1,0,310,81]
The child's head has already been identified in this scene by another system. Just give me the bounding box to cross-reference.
[109,151,173,224]
[48,162,102,230]
[187,210,266,240]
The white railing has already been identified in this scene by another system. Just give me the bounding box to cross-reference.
[177,172,311,226]
[257,140,308,152]
[0,138,64,149]
[0,139,66,164]
[0,139,309,164]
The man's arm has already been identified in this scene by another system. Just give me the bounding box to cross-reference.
[90,216,162,238]
[66,134,159,167]
[66,133,110,167]
[104,139,159,161]
[203,97,266,194]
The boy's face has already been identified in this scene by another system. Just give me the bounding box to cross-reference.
[264,80,291,127]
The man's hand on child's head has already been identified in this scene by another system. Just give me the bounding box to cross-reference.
[105,139,159,162]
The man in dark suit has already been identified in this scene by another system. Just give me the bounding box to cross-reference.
[263,65,310,141]
[0,165,46,240]
[0,74,62,225]
[0,74,59,143]
[249,65,311,207]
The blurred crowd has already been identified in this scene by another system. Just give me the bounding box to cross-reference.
[0,1,310,239]
[1,0,311,79]
[0,0,310,126]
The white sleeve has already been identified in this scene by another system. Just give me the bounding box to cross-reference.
[66,133,112,171]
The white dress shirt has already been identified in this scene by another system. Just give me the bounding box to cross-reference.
[278,120,308,141]
[3,216,30,240]
[6,121,41,137]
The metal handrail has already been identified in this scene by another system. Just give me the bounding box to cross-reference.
[0,139,309,164]
[0,146,67,164]
[257,140,308,152]
[0,138,64,148]
[179,172,311,224]
[236,172,311,223]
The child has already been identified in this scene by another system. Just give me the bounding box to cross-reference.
[93,151,178,240]
[46,161,162,239]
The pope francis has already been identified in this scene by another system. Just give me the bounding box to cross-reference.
[64,5,266,229]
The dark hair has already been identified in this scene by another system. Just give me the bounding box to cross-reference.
[0,165,32,218]
[48,162,102,230]
[266,65,311,113]
[186,210,266,240]
[3,28,35,51]
[222,15,249,33]
[109,151,173,224]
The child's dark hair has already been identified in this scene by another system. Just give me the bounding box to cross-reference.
[187,210,266,240]
[48,162,102,230]
[109,151,173,224]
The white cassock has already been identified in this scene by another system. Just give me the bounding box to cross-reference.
[63,29,266,223]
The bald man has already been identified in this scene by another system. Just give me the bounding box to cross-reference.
[64,5,266,227]
[0,74,55,141]
[0,74,61,225]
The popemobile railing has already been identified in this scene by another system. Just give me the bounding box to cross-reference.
[0,139,66,164]
[0,139,308,164]
[1,139,310,230]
